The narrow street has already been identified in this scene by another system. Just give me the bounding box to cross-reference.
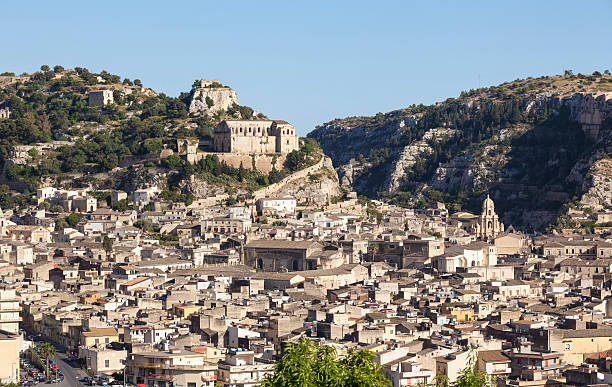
[52,351,87,387]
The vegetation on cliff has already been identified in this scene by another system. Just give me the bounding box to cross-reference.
[309,71,612,230]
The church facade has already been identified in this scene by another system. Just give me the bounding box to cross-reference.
[473,194,504,240]
[213,119,299,154]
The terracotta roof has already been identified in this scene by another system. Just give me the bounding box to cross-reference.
[82,327,118,337]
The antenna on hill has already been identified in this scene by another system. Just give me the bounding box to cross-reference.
[478,74,481,89]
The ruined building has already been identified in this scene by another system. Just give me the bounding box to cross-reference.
[88,90,114,107]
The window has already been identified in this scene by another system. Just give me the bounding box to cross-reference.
[564,343,571,351]
[105,337,109,343]
[105,360,109,368]
[188,383,196,387]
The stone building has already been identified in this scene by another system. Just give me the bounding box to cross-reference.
[0,330,20,384]
[177,138,200,163]
[213,119,298,154]
[88,90,114,106]
[473,195,504,240]
[244,240,343,271]
[0,288,20,334]
[0,106,10,119]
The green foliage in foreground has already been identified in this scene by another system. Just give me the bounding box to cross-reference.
[261,339,389,387]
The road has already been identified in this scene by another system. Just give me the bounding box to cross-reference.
[53,351,88,387]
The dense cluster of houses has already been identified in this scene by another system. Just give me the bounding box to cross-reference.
[0,184,612,387]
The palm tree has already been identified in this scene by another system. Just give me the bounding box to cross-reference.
[39,343,56,380]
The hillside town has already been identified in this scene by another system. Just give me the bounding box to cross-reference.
[0,134,612,387]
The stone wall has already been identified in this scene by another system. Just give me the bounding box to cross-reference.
[192,152,287,174]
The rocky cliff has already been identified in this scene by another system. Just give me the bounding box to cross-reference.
[189,86,239,116]
[309,73,612,230]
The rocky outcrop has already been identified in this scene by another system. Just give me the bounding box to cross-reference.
[384,128,458,193]
[184,175,226,199]
[579,157,612,211]
[384,142,432,192]
[553,93,612,139]
[253,156,341,202]
[189,86,238,116]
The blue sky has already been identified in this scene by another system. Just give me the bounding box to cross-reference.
[2,1,611,135]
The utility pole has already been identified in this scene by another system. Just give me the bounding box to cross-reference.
[123,359,127,387]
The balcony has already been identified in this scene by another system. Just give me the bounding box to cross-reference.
[514,364,564,371]
[131,362,167,369]
[131,362,215,371]
[491,367,511,375]
[146,374,174,380]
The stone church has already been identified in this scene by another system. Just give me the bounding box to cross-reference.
[213,119,299,154]
[473,194,504,240]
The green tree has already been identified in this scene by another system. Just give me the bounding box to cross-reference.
[205,96,214,108]
[163,154,182,170]
[112,199,128,212]
[39,343,56,380]
[103,235,113,253]
[40,65,50,72]
[261,339,389,387]
[134,219,154,232]
[37,201,50,211]
[53,65,64,73]
[65,213,83,227]
[50,205,64,213]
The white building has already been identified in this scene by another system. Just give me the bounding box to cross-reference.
[36,187,57,201]
[128,349,218,387]
[384,361,434,387]
[133,187,160,206]
[0,288,21,334]
[256,197,296,215]
[217,349,273,387]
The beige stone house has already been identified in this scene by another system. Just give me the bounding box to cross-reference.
[213,119,298,154]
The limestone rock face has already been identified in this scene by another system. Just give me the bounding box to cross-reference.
[579,157,612,211]
[384,128,457,193]
[189,87,239,116]
[551,93,612,139]
[263,156,342,204]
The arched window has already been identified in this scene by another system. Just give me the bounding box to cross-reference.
[471,261,475,267]
[257,259,263,269]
